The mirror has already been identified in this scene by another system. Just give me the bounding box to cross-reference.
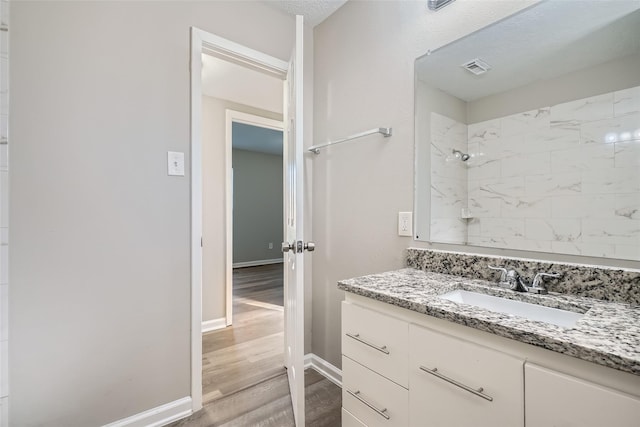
[414,0,640,261]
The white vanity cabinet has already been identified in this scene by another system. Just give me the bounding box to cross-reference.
[409,324,524,427]
[341,295,640,427]
[341,301,409,426]
[525,363,640,427]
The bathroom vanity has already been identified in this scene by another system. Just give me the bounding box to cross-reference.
[338,250,640,427]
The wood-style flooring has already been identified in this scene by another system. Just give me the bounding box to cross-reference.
[170,264,342,426]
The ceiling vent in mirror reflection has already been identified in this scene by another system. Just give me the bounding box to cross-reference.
[461,58,492,75]
[428,0,456,11]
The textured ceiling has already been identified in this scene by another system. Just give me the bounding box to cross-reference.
[416,0,640,102]
[265,0,348,27]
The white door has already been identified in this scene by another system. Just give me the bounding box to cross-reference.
[282,15,308,427]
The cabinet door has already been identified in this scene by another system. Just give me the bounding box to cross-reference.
[526,363,640,427]
[342,301,409,387]
[342,408,367,427]
[409,324,524,427]
[343,356,409,427]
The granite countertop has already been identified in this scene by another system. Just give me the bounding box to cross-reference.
[338,268,640,376]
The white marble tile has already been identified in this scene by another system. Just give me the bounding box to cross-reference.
[467,217,480,237]
[614,244,640,261]
[467,157,500,181]
[467,195,501,218]
[614,86,640,117]
[582,167,640,194]
[480,217,525,239]
[501,108,550,137]
[551,194,619,220]
[431,112,467,151]
[615,193,640,220]
[468,118,500,144]
[550,92,614,130]
[0,284,6,341]
[430,218,467,244]
[614,140,640,168]
[525,172,581,197]
[525,218,581,242]
[501,151,550,178]
[467,234,506,249]
[502,237,552,252]
[550,144,614,174]
[501,196,551,219]
[0,1,8,28]
[551,241,615,258]
[431,146,468,179]
[520,128,580,154]
[581,112,640,145]
[582,219,640,245]
[472,176,525,200]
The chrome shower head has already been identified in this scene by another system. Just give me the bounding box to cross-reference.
[452,149,470,162]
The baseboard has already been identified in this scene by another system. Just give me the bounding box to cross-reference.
[232,258,283,269]
[103,396,192,427]
[304,353,342,388]
[202,318,227,333]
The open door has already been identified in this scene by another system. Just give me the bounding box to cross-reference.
[281,15,309,427]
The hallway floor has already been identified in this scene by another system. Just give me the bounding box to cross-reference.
[170,263,342,426]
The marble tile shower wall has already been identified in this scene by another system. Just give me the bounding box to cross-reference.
[430,112,468,244]
[467,86,640,260]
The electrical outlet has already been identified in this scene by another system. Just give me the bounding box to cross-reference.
[398,212,413,237]
[268,242,273,249]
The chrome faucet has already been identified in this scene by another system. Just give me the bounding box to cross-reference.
[488,265,561,294]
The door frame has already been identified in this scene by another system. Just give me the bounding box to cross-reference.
[224,110,284,326]
[190,27,288,411]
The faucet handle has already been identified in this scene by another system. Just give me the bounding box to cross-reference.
[532,272,561,289]
[488,265,508,282]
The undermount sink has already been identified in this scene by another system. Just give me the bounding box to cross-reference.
[439,289,585,328]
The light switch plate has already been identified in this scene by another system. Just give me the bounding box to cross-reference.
[398,212,413,237]
[168,151,185,176]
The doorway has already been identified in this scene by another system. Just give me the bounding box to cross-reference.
[200,50,285,406]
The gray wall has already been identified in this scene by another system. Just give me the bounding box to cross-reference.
[312,0,550,368]
[313,0,640,369]
[233,149,283,264]
[9,2,294,426]
[201,96,282,323]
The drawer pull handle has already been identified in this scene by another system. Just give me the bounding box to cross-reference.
[345,333,390,355]
[346,389,390,420]
[419,366,493,402]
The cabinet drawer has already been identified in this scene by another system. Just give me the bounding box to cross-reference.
[343,356,409,427]
[342,408,367,427]
[342,301,409,387]
[409,324,524,427]
[525,363,640,427]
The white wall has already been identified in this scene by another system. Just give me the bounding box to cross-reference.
[312,0,542,368]
[9,2,294,426]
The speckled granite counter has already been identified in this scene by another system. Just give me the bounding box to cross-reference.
[338,268,640,376]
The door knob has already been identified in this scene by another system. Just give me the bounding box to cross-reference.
[282,241,315,253]
[281,242,295,253]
